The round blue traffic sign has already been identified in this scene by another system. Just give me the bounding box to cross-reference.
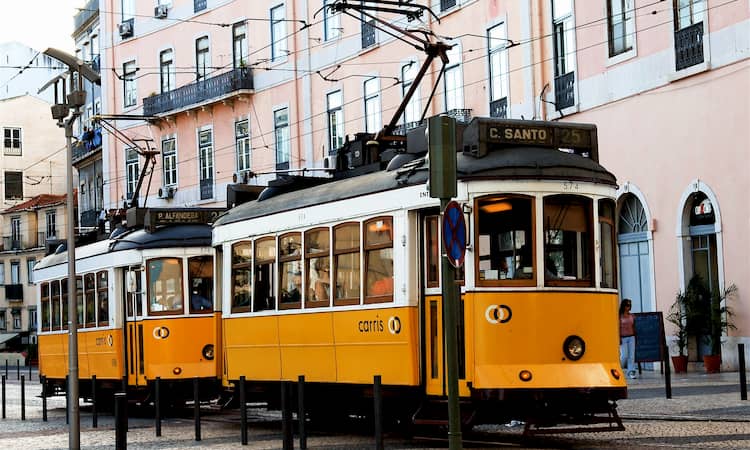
[442,201,466,268]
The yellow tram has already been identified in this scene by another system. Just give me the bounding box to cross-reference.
[34,222,220,404]
[212,117,627,431]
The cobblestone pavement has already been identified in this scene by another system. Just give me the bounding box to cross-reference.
[1,368,749,449]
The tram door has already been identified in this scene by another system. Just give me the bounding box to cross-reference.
[125,268,146,387]
[422,214,467,397]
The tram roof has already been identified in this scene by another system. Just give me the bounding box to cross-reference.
[215,146,616,227]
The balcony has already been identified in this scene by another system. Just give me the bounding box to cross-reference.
[5,285,23,302]
[554,71,575,111]
[143,68,254,117]
[72,126,102,165]
[200,178,214,200]
[361,20,376,49]
[490,97,507,118]
[2,237,21,251]
[675,22,704,71]
[80,209,100,228]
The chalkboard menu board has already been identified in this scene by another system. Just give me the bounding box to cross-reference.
[633,312,665,363]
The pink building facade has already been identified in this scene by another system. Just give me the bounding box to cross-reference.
[100,0,749,369]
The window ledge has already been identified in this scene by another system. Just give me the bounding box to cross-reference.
[668,60,711,83]
[606,48,637,68]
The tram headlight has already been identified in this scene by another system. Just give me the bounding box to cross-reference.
[202,344,215,360]
[563,335,586,361]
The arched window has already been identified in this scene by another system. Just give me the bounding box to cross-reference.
[688,192,719,294]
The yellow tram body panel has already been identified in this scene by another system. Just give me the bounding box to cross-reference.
[466,291,626,390]
[39,329,123,380]
[223,306,419,386]
[136,315,218,380]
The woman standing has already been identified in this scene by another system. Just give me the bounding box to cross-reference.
[619,299,637,379]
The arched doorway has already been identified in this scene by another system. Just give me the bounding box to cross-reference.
[617,193,653,313]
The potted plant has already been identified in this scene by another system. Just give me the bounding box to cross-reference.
[702,283,737,373]
[666,292,689,373]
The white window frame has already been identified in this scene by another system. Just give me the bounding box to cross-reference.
[443,43,464,112]
[121,0,135,21]
[401,61,420,125]
[235,119,251,172]
[327,90,344,152]
[125,147,139,200]
[10,261,20,284]
[46,210,56,239]
[606,0,637,64]
[10,217,21,244]
[488,22,509,106]
[160,48,175,93]
[195,36,210,81]
[274,107,290,166]
[323,0,342,41]
[363,77,381,133]
[0,263,5,285]
[198,128,214,196]
[233,22,248,68]
[3,127,22,155]
[123,60,137,108]
[271,4,288,62]
[27,259,35,285]
[162,137,177,187]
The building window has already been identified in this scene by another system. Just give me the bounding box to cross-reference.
[608,0,633,56]
[162,138,177,186]
[123,60,137,107]
[235,120,251,172]
[363,77,381,133]
[4,171,23,200]
[231,242,252,313]
[27,259,35,285]
[125,148,139,200]
[274,108,290,168]
[160,49,175,93]
[194,0,206,13]
[3,128,22,155]
[327,90,344,152]
[278,233,302,309]
[0,311,5,330]
[195,36,210,81]
[323,0,341,41]
[440,0,457,12]
[46,210,56,239]
[360,1,376,49]
[122,0,135,21]
[147,259,183,315]
[10,218,21,249]
[443,44,463,112]
[11,261,20,284]
[673,0,705,70]
[12,310,20,330]
[198,129,214,200]
[0,263,4,285]
[233,22,248,68]
[488,22,509,118]
[401,62,420,125]
[28,307,37,331]
[675,0,704,29]
[552,0,575,110]
[270,4,287,62]
[333,223,360,306]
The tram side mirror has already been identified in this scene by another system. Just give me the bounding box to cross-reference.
[127,271,138,293]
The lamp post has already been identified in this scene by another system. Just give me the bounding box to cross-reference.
[39,48,100,450]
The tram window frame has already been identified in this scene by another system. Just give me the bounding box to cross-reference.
[188,255,213,314]
[305,227,331,308]
[474,195,536,287]
[254,237,276,312]
[41,282,50,332]
[425,216,440,289]
[599,198,617,289]
[147,258,184,316]
[231,241,253,313]
[543,194,594,287]
[333,222,361,306]
[76,276,84,328]
[97,271,109,326]
[364,217,394,304]
[61,279,69,330]
[85,273,96,327]
[279,232,303,310]
[51,280,61,330]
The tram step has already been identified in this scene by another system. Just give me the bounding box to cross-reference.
[411,400,475,427]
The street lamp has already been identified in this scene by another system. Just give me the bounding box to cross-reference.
[38,48,100,450]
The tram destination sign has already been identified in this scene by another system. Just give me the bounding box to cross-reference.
[143,208,225,231]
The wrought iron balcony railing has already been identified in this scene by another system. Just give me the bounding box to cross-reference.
[361,20,376,49]
[80,209,100,228]
[5,285,23,302]
[72,126,102,164]
[554,71,575,111]
[490,97,508,118]
[675,22,704,71]
[200,178,214,200]
[143,68,254,116]
[194,0,207,13]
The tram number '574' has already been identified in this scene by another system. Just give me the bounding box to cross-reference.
[485,304,512,324]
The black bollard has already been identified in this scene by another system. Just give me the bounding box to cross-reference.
[115,392,127,450]
[2,375,5,419]
[4,360,7,378]
[65,375,69,424]
[28,362,31,381]
[155,377,161,437]
[21,375,25,420]
[298,375,306,450]
[193,377,201,441]
[740,343,747,401]
[240,376,247,446]
[16,360,19,381]
[41,376,47,422]
[374,375,383,450]
[281,381,293,450]
[92,375,98,428]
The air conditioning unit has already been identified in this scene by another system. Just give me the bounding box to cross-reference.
[158,186,175,199]
[323,155,338,170]
[118,21,134,38]
[233,171,253,183]
[154,5,168,18]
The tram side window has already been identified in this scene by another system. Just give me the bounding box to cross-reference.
[189,256,213,313]
[476,195,535,285]
[148,258,184,314]
[334,222,360,306]
[543,195,593,286]
[76,276,83,327]
[41,282,50,331]
[425,216,439,288]
[279,233,302,309]
[97,271,109,325]
[305,227,330,307]
[51,280,61,330]
[364,217,394,304]
[84,274,96,327]
[254,237,276,312]
[599,199,617,289]
[231,242,252,313]
[62,279,69,330]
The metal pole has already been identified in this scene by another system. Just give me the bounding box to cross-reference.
[282,381,293,450]
[194,377,201,441]
[373,375,383,450]
[298,375,306,450]
[92,375,98,428]
[155,377,161,437]
[441,198,462,450]
[42,375,47,422]
[1,375,5,419]
[240,376,247,445]
[115,392,127,450]
[16,360,20,380]
[65,109,81,450]
[739,343,747,401]
[21,375,25,420]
